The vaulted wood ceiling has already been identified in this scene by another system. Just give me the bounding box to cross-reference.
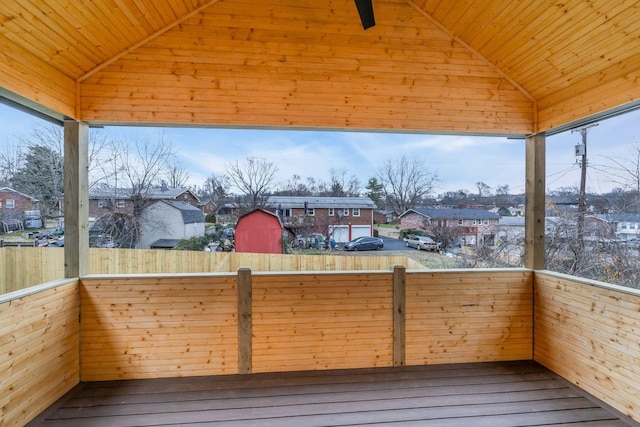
[1,0,639,136]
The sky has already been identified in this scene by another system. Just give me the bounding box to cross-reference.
[1,101,639,197]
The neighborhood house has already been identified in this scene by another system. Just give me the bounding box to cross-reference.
[400,207,500,246]
[267,196,376,243]
[0,187,40,231]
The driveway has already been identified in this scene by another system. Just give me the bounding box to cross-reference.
[379,236,411,251]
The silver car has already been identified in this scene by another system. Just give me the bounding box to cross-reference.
[406,235,440,251]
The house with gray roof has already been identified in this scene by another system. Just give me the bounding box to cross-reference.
[399,208,500,246]
[266,196,376,243]
[89,186,199,219]
[138,200,205,249]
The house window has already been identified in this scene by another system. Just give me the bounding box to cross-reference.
[458,219,463,225]
[483,219,489,225]
[352,208,360,217]
[117,200,125,208]
[631,223,637,230]
[472,219,477,225]
[98,200,107,208]
[343,208,349,216]
[284,208,292,217]
[621,223,628,229]
[328,208,334,216]
[6,199,15,209]
[308,208,315,216]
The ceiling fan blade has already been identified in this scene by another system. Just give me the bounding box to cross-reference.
[354,0,375,29]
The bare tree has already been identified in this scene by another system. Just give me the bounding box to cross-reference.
[200,173,231,207]
[475,181,492,198]
[164,161,190,189]
[0,138,23,186]
[90,131,180,247]
[328,168,361,197]
[377,154,438,215]
[601,138,640,213]
[227,157,278,213]
[275,174,313,196]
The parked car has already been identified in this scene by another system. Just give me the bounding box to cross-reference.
[406,235,441,251]
[343,236,384,251]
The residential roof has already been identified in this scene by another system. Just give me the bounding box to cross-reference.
[149,239,180,249]
[89,187,199,201]
[591,214,640,223]
[499,217,526,226]
[160,200,205,224]
[267,196,375,210]
[0,187,39,202]
[401,208,500,221]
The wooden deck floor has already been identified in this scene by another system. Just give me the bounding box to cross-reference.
[28,361,638,427]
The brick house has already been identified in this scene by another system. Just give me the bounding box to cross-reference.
[267,196,376,243]
[89,187,199,219]
[399,207,500,246]
[0,187,39,222]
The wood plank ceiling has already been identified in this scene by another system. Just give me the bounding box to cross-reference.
[1,0,639,135]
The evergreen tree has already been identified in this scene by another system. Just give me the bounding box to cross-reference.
[11,145,63,216]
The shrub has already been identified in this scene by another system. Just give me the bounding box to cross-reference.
[174,235,212,251]
[204,213,216,223]
[400,228,426,239]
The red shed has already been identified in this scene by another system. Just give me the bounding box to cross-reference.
[234,209,284,254]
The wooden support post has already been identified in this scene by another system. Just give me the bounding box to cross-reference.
[525,133,546,270]
[63,120,89,278]
[392,265,406,366]
[237,267,252,374]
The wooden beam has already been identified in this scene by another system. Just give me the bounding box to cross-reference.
[63,120,89,278]
[392,265,406,367]
[237,267,252,374]
[525,134,545,270]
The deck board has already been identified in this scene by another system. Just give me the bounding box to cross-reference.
[28,361,638,427]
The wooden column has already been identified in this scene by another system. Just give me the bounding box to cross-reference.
[392,265,406,366]
[237,267,252,374]
[63,120,89,278]
[525,134,546,270]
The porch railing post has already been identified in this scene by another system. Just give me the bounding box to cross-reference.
[525,133,546,270]
[237,267,252,374]
[392,264,406,366]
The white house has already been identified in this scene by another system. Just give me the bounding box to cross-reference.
[138,200,205,249]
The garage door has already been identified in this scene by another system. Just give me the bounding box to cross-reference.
[329,225,349,243]
[351,225,372,239]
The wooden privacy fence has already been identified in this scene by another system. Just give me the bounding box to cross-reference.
[0,247,425,294]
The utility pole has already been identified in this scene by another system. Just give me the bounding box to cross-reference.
[572,123,598,256]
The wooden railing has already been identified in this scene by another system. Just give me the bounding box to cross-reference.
[0,280,80,427]
[2,268,639,425]
[0,247,425,295]
[533,271,640,422]
[78,268,532,380]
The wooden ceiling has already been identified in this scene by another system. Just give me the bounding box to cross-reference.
[1,0,639,135]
